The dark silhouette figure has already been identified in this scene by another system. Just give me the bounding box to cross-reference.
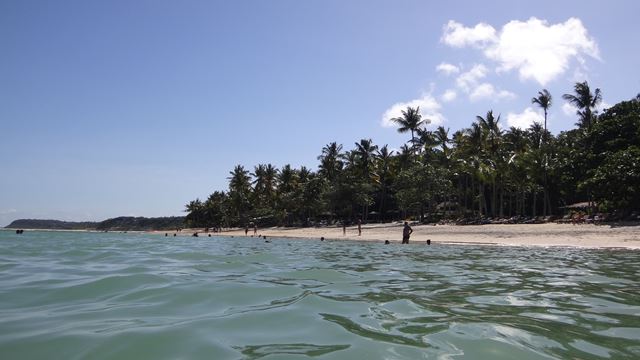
[426,239,431,245]
[402,222,413,244]
[358,219,362,236]
[385,240,390,244]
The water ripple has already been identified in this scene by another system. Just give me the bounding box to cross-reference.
[0,231,639,359]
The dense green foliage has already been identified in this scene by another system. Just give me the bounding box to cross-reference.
[186,84,640,228]
[7,216,185,231]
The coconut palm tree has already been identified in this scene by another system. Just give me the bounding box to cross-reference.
[354,138,378,178]
[434,126,451,165]
[391,106,427,145]
[252,163,278,209]
[228,165,252,224]
[374,145,394,221]
[532,89,553,216]
[317,142,343,182]
[532,89,552,134]
[476,111,503,216]
[562,81,602,131]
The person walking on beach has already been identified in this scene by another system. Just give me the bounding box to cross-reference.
[358,219,362,236]
[253,223,257,236]
[342,221,346,236]
[244,225,249,236]
[402,222,413,244]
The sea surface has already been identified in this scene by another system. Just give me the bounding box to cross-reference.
[0,230,639,359]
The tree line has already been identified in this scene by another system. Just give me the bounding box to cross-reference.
[185,81,640,228]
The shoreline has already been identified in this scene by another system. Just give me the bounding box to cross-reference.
[164,222,640,249]
[4,223,639,249]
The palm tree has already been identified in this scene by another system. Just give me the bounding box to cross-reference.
[532,89,552,134]
[391,106,427,145]
[532,89,553,216]
[415,128,438,158]
[476,111,503,217]
[354,138,378,178]
[228,165,252,223]
[562,81,602,131]
[252,164,278,208]
[317,142,343,182]
[434,126,451,165]
[562,81,602,211]
[374,145,394,221]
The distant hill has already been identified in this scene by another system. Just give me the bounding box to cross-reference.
[5,219,99,230]
[95,216,185,231]
[6,216,185,231]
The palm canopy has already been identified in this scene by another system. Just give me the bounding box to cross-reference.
[562,81,601,130]
[354,138,378,176]
[532,89,552,131]
[391,106,428,143]
[317,142,343,181]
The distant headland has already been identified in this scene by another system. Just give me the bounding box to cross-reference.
[5,216,185,232]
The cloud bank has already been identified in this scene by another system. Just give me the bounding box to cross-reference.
[442,17,599,85]
[506,107,544,129]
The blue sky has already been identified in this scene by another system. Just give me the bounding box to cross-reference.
[1,0,639,225]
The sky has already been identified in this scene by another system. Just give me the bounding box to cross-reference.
[1,0,639,226]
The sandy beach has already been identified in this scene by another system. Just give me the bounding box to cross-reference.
[171,222,640,249]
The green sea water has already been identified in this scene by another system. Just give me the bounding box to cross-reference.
[0,230,638,359]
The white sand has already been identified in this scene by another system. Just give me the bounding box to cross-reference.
[176,222,640,249]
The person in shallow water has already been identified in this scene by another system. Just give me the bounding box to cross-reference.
[402,222,413,244]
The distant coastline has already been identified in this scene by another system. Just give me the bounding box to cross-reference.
[5,216,185,232]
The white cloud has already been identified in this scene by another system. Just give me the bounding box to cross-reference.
[562,102,577,116]
[381,94,445,128]
[469,83,516,102]
[469,83,494,101]
[456,64,488,92]
[441,89,457,102]
[436,62,460,75]
[441,20,497,48]
[454,65,514,102]
[507,107,544,129]
[442,17,599,85]
[0,208,17,215]
[597,101,611,112]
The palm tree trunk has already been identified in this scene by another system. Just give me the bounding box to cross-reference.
[492,180,497,217]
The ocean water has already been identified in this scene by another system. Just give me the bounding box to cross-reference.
[0,230,639,359]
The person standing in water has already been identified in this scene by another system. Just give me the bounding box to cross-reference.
[402,222,413,244]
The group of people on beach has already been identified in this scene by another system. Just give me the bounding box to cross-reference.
[341,219,425,245]
[173,219,429,245]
